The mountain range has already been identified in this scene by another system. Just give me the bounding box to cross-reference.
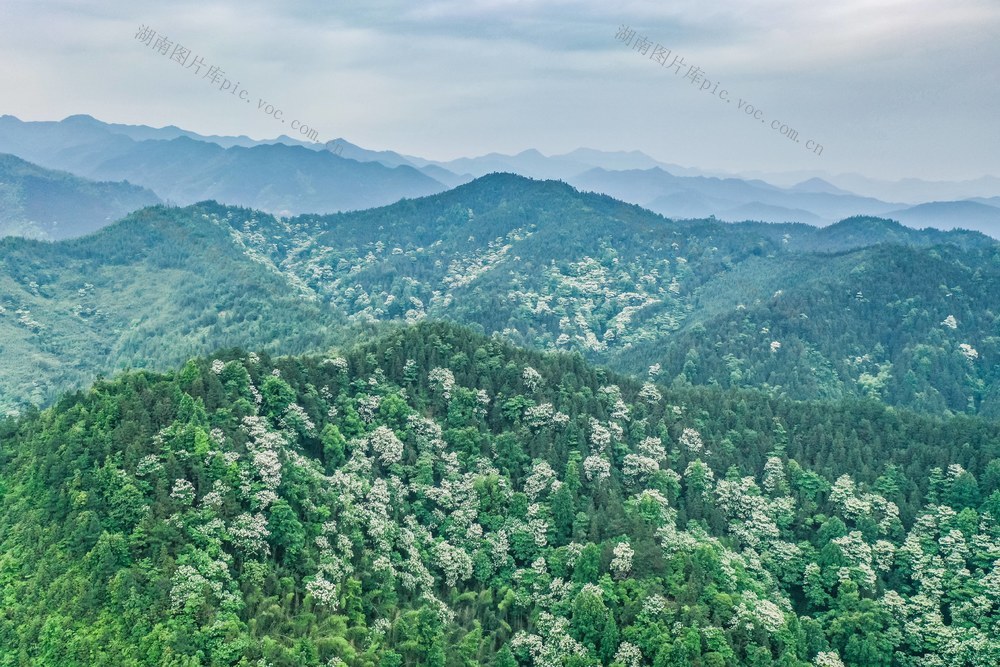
[2,116,1000,667]
[2,174,998,420]
[0,152,160,239]
[0,115,446,215]
[2,114,998,236]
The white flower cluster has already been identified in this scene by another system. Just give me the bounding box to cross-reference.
[368,425,404,466]
[428,367,456,399]
[638,436,666,462]
[731,591,786,633]
[323,356,349,372]
[583,455,611,482]
[522,366,543,391]
[813,651,845,667]
[524,461,557,499]
[642,594,666,616]
[638,382,662,404]
[476,388,491,406]
[679,427,704,454]
[281,402,316,434]
[598,384,622,402]
[170,564,214,612]
[486,530,512,570]
[588,419,612,452]
[829,474,898,533]
[407,414,444,448]
[356,394,381,423]
[305,575,338,607]
[832,530,877,589]
[363,479,394,549]
[614,642,643,667]
[136,454,162,476]
[715,476,782,548]
[169,559,236,614]
[623,454,660,481]
[434,540,474,588]
[170,478,196,504]
[201,482,227,509]
[524,403,565,430]
[683,460,715,499]
[511,612,587,666]
[632,489,673,523]
[762,457,787,495]
[959,343,979,360]
[529,517,550,547]
[253,450,282,490]
[254,489,278,510]
[610,398,630,421]
[229,512,270,557]
[610,541,634,578]
[211,359,225,374]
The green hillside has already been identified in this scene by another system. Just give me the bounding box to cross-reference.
[0,204,343,413]
[2,175,999,419]
[0,322,997,666]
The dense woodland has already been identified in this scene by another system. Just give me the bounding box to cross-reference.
[1,322,997,666]
[2,175,998,419]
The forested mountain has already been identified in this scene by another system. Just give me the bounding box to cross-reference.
[0,321,997,666]
[0,153,160,239]
[0,204,345,413]
[2,174,999,418]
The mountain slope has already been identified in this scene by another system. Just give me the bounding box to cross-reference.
[0,203,343,412]
[2,174,999,418]
[0,321,997,665]
[212,175,1000,416]
[0,153,161,239]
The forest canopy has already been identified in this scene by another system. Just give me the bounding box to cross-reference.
[0,321,997,666]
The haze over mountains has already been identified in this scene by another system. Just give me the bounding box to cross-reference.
[0,152,160,239]
[1,114,998,236]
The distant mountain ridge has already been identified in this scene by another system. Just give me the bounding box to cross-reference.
[884,200,1000,237]
[0,152,161,239]
[2,114,998,237]
[0,114,448,215]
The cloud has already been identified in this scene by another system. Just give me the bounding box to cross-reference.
[0,0,997,179]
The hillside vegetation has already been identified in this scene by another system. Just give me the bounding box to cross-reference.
[0,322,997,666]
[2,175,998,420]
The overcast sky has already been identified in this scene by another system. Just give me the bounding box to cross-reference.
[1,0,997,181]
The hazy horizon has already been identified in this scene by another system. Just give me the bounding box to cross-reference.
[1,0,997,182]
